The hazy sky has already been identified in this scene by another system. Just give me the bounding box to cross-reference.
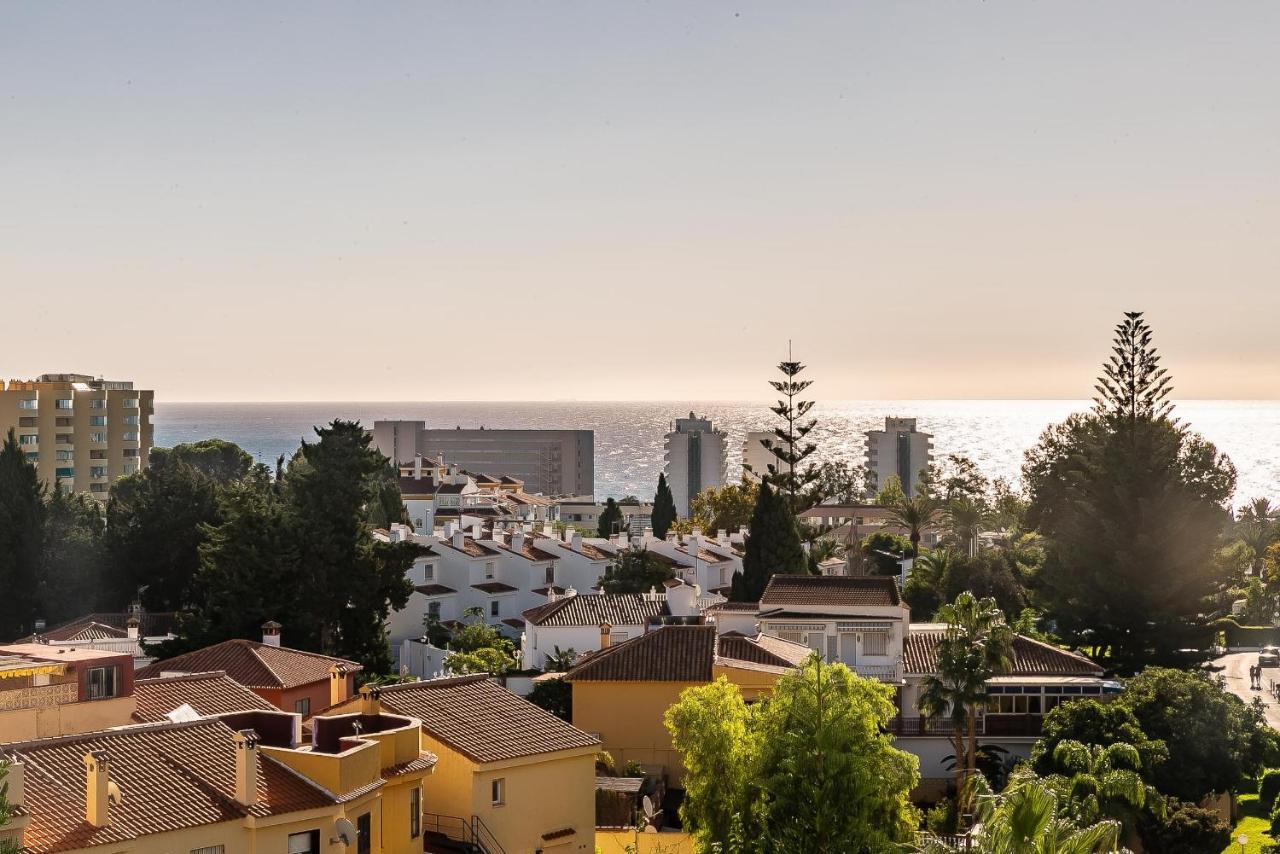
[3,2,1278,401]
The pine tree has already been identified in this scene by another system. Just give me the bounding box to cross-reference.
[757,349,823,512]
[729,480,807,601]
[597,497,624,537]
[652,472,677,539]
[0,429,45,639]
[39,487,107,626]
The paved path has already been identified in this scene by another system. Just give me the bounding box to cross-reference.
[1211,651,1280,730]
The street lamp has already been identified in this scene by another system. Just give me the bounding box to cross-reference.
[1239,832,1249,853]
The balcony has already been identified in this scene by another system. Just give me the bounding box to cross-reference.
[852,662,903,682]
[886,715,1044,738]
[0,682,78,712]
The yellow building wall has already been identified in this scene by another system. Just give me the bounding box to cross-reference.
[572,667,785,785]
[596,830,694,853]
[0,695,135,742]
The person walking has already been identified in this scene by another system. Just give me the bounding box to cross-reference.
[1248,664,1257,690]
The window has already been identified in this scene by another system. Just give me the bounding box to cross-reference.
[24,452,38,463]
[294,697,311,716]
[122,415,139,425]
[89,415,107,426]
[410,787,422,838]
[123,463,138,475]
[428,601,441,621]
[89,398,105,409]
[544,566,555,584]
[90,449,107,459]
[90,466,107,478]
[122,432,139,441]
[19,434,37,446]
[357,812,371,854]
[87,665,118,699]
[862,632,889,656]
[611,631,630,643]
[123,398,139,409]
[424,563,435,581]
[122,448,138,457]
[18,417,36,427]
[55,417,72,427]
[56,434,73,445]
[56,467,75,479]
[485,561,495,579]
[287,830,320,854]
[191,846,225,854]
[90,483,107,494]
[55,399,73,410]
[778,631,805,644]
[490,600,500,617]
[17,398,37,410]
[56,450,74,461]
[491,778,505,805]
[90,432,107,443]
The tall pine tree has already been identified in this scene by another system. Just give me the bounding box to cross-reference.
[729,480,807,601]
[758,349,823,512]
[0,429,45,639]
[652,472,677,539]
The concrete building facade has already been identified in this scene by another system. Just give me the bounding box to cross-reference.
[864,416,934,498]
[372,421,594,496]
[663,413,726,518]
[0,373,154,497]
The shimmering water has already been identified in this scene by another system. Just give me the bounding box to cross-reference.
[154,400,1280,503]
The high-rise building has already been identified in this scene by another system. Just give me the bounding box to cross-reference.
[741,430,792,483]
[0,373,154,497]
[864,416,933,498]
[664,412,727,517]
[372,421,594,496]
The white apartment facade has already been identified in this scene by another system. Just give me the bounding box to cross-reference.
[741,430,790,483]
[663,413,727,517]
[865,417,934,498]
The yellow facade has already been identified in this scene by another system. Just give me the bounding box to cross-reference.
[596,830,694,853]
[571,664,785,785]
[0,695,135,742]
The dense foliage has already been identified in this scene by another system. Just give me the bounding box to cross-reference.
[651,472,677,538]
[688,478,757,535]
[729,480,806,601]
[598,547,677,594]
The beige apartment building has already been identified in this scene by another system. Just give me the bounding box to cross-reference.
[0,373,154,496]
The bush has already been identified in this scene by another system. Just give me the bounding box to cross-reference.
[1139,798,1230,853]
[925,798,960,837]
[1213,617,1280,648]
[1261,769,1280,810]
[622,759,647,778]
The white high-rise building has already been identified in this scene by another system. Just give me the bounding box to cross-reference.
[865,417,934,498]
[664,413,727,517]
[742,430,791,483]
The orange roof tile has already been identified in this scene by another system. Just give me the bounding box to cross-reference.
[132,671,277,723]
[135,640,360,690]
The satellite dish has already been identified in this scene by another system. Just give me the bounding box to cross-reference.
[641,795,656,819]
[332,817,357,845]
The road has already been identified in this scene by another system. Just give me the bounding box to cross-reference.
[1211,651,1280,730]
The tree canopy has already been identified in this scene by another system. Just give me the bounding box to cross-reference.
[689,478,757,534]
[651,472,677,539]
[729,480,806,602]
[598,547,677,594]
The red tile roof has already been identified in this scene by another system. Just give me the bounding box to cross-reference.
[3,720,334,853]
[375,675,599,763]
[522,594,669,628]
[136,640,361,690]
[903,627,1103,676]
[13,612,178,643]
[132,671,276,722]
[759,574,900,607]
[437,537,502,558]
[565,625,804,682]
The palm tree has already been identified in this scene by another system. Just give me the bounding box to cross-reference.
[888,494,941,557]
[1240,497,1277,524]
[944,497,989,557]
[1238,518,1278,576]
[919,592,1013,811]
[1043,740,1160,835]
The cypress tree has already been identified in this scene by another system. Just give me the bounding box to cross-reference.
[652,473,677,539]
[597,497,625,537]
[0,429,46,639]
[730,480,807,602]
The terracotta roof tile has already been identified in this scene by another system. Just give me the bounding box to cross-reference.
[136,640,360,690]
[759,574,900,607]
[522,594,669,628]
[132,671,276,722]
[437,537,502,558]
[3,719,334,854]
[14,612,178,643]
[376,675,599,763]
[903,627,1103,676]
[565,625,717,682]
[471,582,518,594]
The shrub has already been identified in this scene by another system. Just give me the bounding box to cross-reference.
[925,798,960,837]
[1140,798,1230,853]
[1261,768,1280,810]
[622,759,647,778]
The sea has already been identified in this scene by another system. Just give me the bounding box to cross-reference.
[154,400,1280,504]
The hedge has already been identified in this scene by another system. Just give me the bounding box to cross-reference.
[1212,618,1280,649]
[1262,769,1280,811]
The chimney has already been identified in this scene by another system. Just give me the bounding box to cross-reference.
[414,454,423,480]
[599,622,612,649]
[718,529,728,541]
[570,532,582,551]
[511,530,526,553]
[329,664,347,707]
[261,621,282,647]
[452,530,465,550]
[83,751,111,827]
[565,585,578,598]
[232,730,259,806]
[643,526,654,540]
[126,616,140,640]
[359,684,382,716]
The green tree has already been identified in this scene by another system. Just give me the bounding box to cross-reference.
[0,758,24,854]
[1040,740,1160,834]
[875,474,907,507]
[665,657,920,853]
[919,592,1013,805]
[597,497,625,537]
[38,487,108,626]
[689,478,758,534]
[757,352,823,512]
[1030,699,1169,782]
[442,609,517,675]
[527,676,572,720]
[942,496,988,557]
[856,530,913,577]
[729,480,806,602]
[903,549,952,616]
[886,493,940,558]
[286,421,417,672]
[598,547,676,594]
[1025,313,1236,667]
[0,428,46,639]
[814,459,864,505]
[652,472,677,539]
[154,438,253,483]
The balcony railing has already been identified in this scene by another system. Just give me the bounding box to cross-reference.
[852,662,902,682]
[0,682,78,711]
[886,715,1044,738]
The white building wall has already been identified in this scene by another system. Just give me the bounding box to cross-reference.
[865,417,934,498]
[664,414,727,517]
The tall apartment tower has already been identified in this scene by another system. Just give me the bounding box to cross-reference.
[664,413,727,517]
[741,430,792,483]
[371,421,594,497]
[0,374,154,496]
[864,417,933,498]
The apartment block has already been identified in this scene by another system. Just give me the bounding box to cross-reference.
[372,421,594,496]
[864,416,933,498]
[0,373,154,497]
[663,413,726,517]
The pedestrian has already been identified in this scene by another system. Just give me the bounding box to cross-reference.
[1249,664,1257,689]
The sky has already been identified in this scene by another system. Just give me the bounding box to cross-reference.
[2,2,1278,402]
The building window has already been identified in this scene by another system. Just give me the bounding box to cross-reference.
[90,483,108,494]
[409,788,422,838]
[544,566,555,584]
[18,417,36,427]
[55,399,73,410]
[287,830,320,854]
[490,600,500,617]
[90,432,107,443]
[89,415,107,426]
[56,467,75,479]
[294,697,310,716]
[428,601,441,621]
[56,417,73,427]
[191,846,226,854]
[87,665,118,699]
[24,452,38,463]
[357,812,371,854]
[122,432,139,441]
[18,434,37,446]
[89,398,105,409]
[56,434,73,445]
[611,631,630,643]
[485,561,495,579]
[862,632,889,656]
[90,466,107,478]
[56,450,74,461]
[491,778,505,805]
[90,449,107,459]
[123,398,139,409]
[122,448,138,457]
[424,563,435,581]
[123,415,139,426]
[17,398,37,410]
